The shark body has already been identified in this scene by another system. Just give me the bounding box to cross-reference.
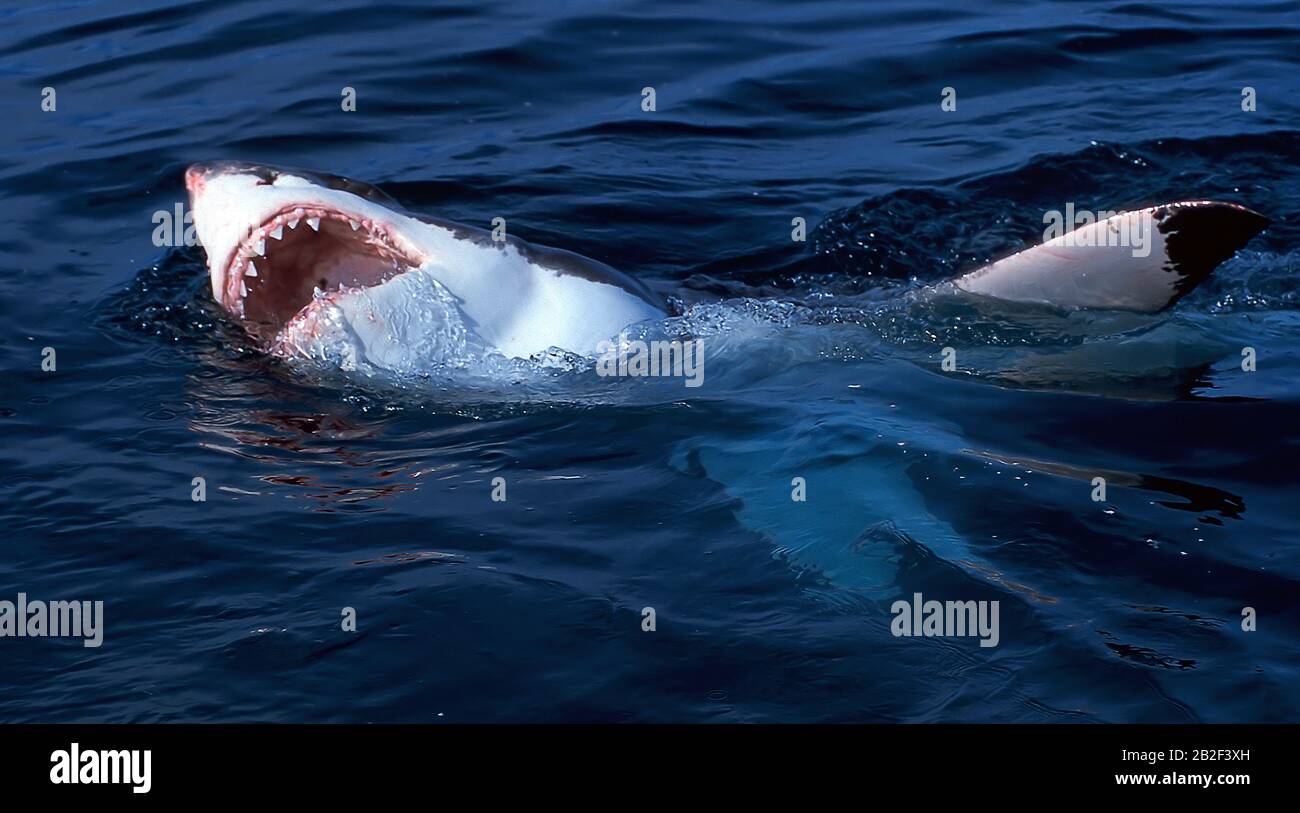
[186,161,1268,365]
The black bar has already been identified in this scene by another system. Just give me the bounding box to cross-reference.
[0,724,1279,797]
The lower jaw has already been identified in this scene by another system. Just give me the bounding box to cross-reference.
[224,254,425,345]
[263,273,416,360]
[257,267,479,373]
[265,289,355,355]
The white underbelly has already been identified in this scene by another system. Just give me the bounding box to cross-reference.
[429,250,660,358]
[490,270,664,358]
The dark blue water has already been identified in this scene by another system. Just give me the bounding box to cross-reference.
[2,0,1299,722]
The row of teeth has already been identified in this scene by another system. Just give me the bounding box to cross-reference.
[226,207,411,313]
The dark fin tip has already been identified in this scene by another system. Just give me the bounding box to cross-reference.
[1157,202,1269,301]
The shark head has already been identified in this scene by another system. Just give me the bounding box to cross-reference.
[185,161,431,343]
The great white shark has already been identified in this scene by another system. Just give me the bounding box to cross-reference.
[185,161,1269,365]
[184,160,1272,602]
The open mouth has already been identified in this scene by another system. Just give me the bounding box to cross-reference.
[223,205,424,341]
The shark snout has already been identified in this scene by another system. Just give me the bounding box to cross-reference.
[186,161,281,197]
[184,164,207,196]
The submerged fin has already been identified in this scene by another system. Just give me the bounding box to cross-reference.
[683,429,978,601]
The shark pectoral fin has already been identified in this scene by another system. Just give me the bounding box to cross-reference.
[951,202,1269,313]
[692,445,904,600]
[687,437,978,601]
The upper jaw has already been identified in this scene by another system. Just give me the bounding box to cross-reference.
[216,201,424,318]
[186,172,426,319]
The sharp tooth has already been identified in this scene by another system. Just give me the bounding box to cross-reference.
[349,219,360,231]
[253,238,265,255]
[307,217,320,231]
[270,226,283,240]
[288,219,299,229]
[240,279,248,297]
[246,261,258,277]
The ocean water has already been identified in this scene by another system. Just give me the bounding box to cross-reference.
[1,0,1299,722]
